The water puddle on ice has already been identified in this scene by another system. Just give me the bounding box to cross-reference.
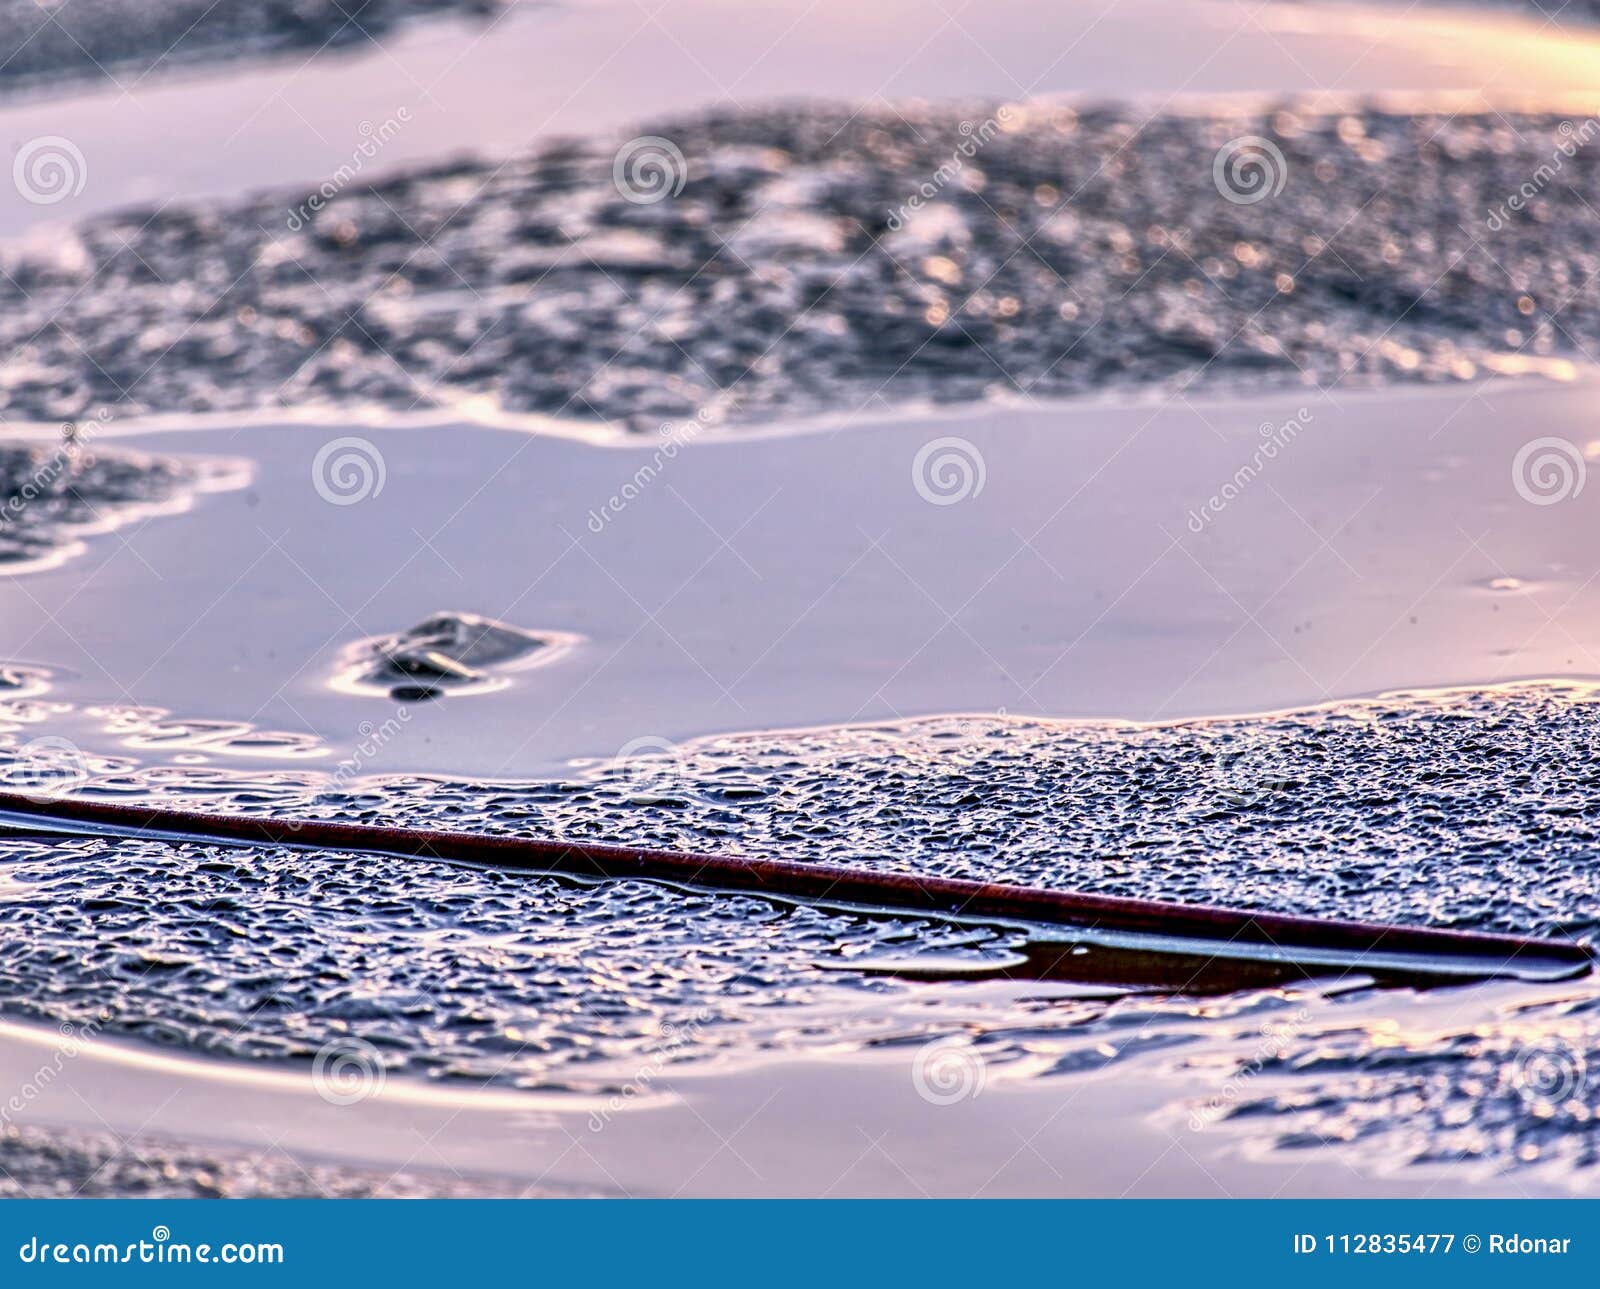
[1,378,1597,780]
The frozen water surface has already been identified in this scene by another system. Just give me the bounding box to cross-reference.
[2,0,1599,1200]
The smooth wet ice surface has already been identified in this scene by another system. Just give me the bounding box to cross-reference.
[3,380,1597,784]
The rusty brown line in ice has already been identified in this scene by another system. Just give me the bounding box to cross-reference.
[0,790,1588,983]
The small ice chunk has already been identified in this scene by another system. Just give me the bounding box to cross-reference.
[331,612,578,701]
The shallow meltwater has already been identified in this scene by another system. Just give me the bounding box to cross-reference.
[8,379,1600,783]
[3,675,1600,1185]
